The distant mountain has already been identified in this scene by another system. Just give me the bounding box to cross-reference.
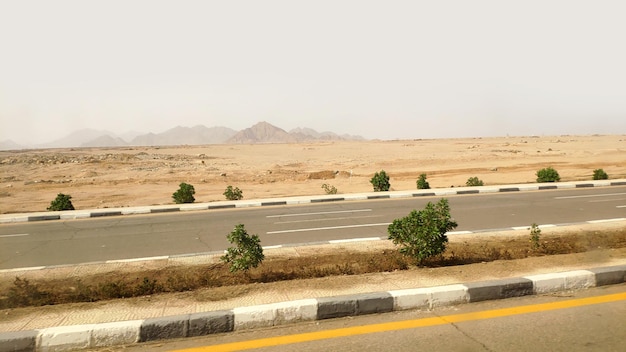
[7,122,365,150]
[130,125,237,146]
[0,140,26,151]
[39,129,118,149]
[81,135,129,148]
[228,121,298,144]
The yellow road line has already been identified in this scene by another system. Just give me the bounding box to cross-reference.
[175,292,626,352]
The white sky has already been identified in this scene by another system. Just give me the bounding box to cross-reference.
[1,0,625,144]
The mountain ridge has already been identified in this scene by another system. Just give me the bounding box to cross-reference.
[0,122,366,150]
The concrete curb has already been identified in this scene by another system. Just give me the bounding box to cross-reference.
[1,265,624,352]
[2,179,625,224]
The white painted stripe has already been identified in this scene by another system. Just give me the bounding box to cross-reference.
[447,231,473,235]
[512,226,530,230]
[0,233,29,238]
[539,224,557,228]
[263,245,283,249]
[267,222,391,234]
[273,215,383,225]
[329,237,382,243]
[0,266,46,273]
[617,205,626,208]
[105,256,169,264]
[267,209,372,218]
[554,192,626,200]
[587,218,626,224]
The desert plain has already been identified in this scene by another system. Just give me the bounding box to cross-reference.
[1,134,625,214]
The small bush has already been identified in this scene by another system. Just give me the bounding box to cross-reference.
[223,185,243,200]
[321,183,338,194]
[416,173,430,189]
[536,167,560,182]
[387,198,458,264]
[466,177,484,187]
[221,224,264,273]
[172,182,195,204]
[592,169,608,180]
[529,223,541,250]
[47,193,75,211]
[370,170,390,192]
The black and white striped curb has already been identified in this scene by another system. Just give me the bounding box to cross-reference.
[1,265,624,352]
[2,179,625,223]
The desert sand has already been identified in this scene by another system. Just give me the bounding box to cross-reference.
[1,134,625,214]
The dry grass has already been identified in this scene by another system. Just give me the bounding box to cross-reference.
[1,228,625,309]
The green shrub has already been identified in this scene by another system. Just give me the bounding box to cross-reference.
[321,183,338,194]
[172,182,195,204]
[221,224,264,273]
[370,170,390,192]
[387,198,458,264]
[529,223,541,250]
[416,173,430,189]
[592,169,608,180]
[223,185,243,200]
[47,193,75,211]
[466,177,484,187]
[536,167,560,182]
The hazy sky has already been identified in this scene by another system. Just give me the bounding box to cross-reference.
[1,0,625,145]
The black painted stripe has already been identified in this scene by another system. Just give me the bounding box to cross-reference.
[208,204,236,209]
[412,192,436,197]
[499,187,520,192]
[28,215,60,221]
[311,197,345,203]
[457,190,479,195]
[368,195,390,199]
[150,208,180,213]
[90,211,123,217]
[262,201,287,206]
[610,181,626,186]
[575,184,594,188]
[538,185,557,190]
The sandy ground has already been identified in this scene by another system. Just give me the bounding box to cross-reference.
[1,134,625,214]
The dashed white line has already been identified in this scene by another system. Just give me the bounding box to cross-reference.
[105,256,169,264]
[329,237,382,244]
[0,233,29,238]
[587,218,626,224]
[554,192,626,200]
[267,209,372,218]
[267,222,391,234]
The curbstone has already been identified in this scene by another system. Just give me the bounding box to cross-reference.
[316,296,357,320]
[564,270,596,290]
[355,292,394,315]
[389,288,430,311]
[90,320,141,348]
[465,278,534,302]
[234,299,318,330]
[37,324,93,352]
[0,330,38,352]
[524,272,567,294]
[139,314,189,342]
[189,310,234,337]
[588,265,626,286]
[428,284,469,308]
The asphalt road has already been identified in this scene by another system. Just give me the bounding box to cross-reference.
[89,284,626,352]
[1,186,625,269]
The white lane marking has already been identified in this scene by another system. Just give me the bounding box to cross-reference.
[329,237,382,244]
[267,209,372,218]
[554,192,626,200]
[273,215,384,225]
[587,218,626,223]
[267,222,391,234]
[263,245,283,250]
[588,197,626,203]
[448,231,473,235]
[617,205,626,208]
[0,266,46,273]
[0,233,29,238]
[105,256,169,264]
[512,224,556,230]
